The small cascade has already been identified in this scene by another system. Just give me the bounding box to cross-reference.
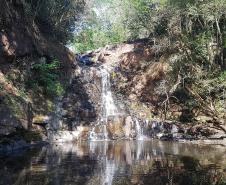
[87,64,181,141]
[103,125,108,140]
[89,127,97,140]
[171,124,178,133]
[89,65,119,140]
[135,118,146,140]
[100,66,118,121]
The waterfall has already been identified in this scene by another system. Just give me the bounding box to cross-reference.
[100,66,118,121]
[89,65,118,140]
[135,119,146,140]
[100,66,119,140]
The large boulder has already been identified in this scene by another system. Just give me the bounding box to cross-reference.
[107,116,125,139]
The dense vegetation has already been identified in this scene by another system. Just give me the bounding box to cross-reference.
[27,58,65,97]
[23,0,85,44]
[15,0,85,98]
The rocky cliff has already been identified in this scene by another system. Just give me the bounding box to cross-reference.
[0,0,75,147]
[67,40,226,141]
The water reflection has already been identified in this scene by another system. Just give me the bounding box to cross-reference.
[1,140,226,185]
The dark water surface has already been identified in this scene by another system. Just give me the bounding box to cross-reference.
[1,140,226,185]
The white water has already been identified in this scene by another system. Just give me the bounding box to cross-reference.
[88,65,152,141]
[135,118,146,140]
[171,124,178,133]
[100,66,118,121]
[89,66,118,140]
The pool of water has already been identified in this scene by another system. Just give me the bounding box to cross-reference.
[1,140,226,185]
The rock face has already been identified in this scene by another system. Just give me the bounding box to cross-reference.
[44,40,226,142]
[0,106,22,135]
[67,41,225,142]
[59,64,102,130]
[107,116,125,139]
[0,0,75,143]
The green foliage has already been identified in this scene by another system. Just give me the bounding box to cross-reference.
[219,71,226,82]
[73,0,128,52]
[28,58,65,98]
[74,25,127,52]
[23,0,85,44]
[74,29,95,52]
[4,95,26,120]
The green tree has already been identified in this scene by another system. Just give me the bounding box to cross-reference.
[23,0,85,44]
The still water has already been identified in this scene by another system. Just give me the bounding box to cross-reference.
[1,140,226,185]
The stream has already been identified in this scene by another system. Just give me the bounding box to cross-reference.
[1,140,226,185]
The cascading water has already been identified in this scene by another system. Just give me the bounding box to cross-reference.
[135,118,146,140]
[89,65,118,140]
[171,124,178,133]
[100,66,118,121]
[135,119,142,140]
[87,64,162,141]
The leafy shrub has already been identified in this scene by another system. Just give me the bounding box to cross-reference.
[27,58,65,98]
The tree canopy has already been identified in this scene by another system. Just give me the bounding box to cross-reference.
[23,0,85,44]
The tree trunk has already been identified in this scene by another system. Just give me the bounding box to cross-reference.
[27,102,33,131]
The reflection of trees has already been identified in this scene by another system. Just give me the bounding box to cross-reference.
[139,156,226,185]
[0,145,98,185]
[0,141,226,185]
[0,149,40,185]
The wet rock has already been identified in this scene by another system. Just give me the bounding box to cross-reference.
[160,133,174,141]
[77,126,90,133]
[123,116,133,138]
[207,133,226,140]
[77,126,90,140]
[172,133,184,140]
[12,140,29,150]
[48,131,79,142]
[107,116,125,139]
[76,54,94,66]
[33,115,50,126]
[0,107,22,136]
[181,134,197,140]
[195,116,213,123]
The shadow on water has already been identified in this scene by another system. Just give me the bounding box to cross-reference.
[1,140,226,185]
